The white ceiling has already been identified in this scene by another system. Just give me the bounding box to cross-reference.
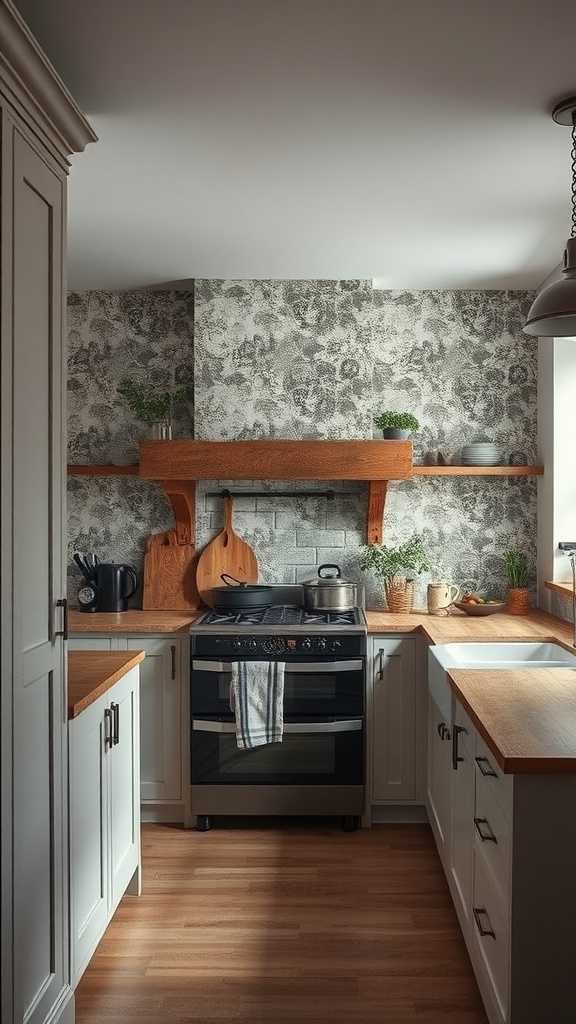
[16,0,576,290]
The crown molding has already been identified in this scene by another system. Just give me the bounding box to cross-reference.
[0,0,97,160]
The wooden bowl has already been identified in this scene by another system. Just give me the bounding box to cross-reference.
[454,601,506,617]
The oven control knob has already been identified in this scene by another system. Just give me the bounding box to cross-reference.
[232,638,243,649]
[330,640,342,652]
[300,638,312,650]
[246,638,258,651]
[316,638,327,650]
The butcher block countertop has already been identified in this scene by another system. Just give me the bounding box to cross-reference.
[69,609,199,634]
[365,608,574,648]
[68,650,145,719]
[448,668,576,773]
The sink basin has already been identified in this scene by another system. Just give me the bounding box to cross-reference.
[428,642,576,721]
[432,642,576,670]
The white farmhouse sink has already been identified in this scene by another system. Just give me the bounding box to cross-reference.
[428,642,576,721]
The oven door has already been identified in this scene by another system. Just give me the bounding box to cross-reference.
[191,659,364,719]
[191,718,363,786]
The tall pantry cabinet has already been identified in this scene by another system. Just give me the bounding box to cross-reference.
[0,4,96,1024]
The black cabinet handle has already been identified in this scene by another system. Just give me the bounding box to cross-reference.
[111,701,119,745]
[452,724,467,769]
[437,722,451,741]
[171,644,176,680]
[104,707,113,751]
[473,906,496,939]
[55,597,68,639]
[475,755,498,778]
[474,817,498,843]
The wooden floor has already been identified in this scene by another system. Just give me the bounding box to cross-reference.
[76,821,488,1023]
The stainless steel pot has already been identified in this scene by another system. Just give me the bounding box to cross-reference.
[302,564,358,612]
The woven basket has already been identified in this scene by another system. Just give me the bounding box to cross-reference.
[384,578,415,614]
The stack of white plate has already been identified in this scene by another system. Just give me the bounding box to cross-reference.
[461,443,503,466]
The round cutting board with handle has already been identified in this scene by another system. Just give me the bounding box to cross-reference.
[196,495,259,607]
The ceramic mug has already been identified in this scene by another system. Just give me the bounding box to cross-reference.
[427,582,461,616]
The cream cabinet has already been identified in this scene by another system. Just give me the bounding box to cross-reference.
[0,6,96,1024]
[371,638,417,802]
[426,662,576,1024]
[69,634,188,818]
[69,667,140,986]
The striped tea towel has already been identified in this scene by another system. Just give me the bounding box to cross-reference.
[230,660,285,749]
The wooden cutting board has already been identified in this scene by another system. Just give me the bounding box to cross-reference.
[142,529,199,610]
[196,496,258,606]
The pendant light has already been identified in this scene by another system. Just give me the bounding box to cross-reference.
[524,97,576,337]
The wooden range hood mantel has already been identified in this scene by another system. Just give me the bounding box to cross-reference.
[138,439,413,481]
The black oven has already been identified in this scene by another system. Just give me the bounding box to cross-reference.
[191,658,364,721]
[190,636,366,830]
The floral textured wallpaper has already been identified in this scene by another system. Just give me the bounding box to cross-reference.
[67,290,194,601]
[67,281,538,607]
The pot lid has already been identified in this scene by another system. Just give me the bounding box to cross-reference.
[303,564,356,588]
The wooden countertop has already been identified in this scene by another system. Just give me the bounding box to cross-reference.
[68,650,145,719]
[448,667,576,773]
[365,608,574,648]
[69,609,200,634]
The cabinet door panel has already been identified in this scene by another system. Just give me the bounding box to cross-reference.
[10,125,68,1024]
[450,702,475,929]
[127,638,181,802]
[69,697,109,986]
[110,669,140,911]
[372,639,416,801]
[427,694,452,858]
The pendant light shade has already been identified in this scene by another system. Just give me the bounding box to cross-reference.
[524,238,576,336]
[524,97,576,338]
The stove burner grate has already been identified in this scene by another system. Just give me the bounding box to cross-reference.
[198,605,360,627]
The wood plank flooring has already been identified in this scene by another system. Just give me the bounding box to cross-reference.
[76,821,487,1023]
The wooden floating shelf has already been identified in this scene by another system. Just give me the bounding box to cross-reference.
[66,445,545,553]
[68,464,139,476]
[138,439,413,481]
[412,465,544,476]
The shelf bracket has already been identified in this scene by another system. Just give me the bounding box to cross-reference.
[367,480,387,545]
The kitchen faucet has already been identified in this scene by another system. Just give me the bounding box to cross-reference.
[558,543,576,648]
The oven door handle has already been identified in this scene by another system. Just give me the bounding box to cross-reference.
[192,660,363,674]
[192,718,363,734]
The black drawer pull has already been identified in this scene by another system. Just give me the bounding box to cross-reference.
[452,724,467,769]
[473,906,496,939]
[474,817,497,843]
[475,755,498,778]
[437,722,451,741]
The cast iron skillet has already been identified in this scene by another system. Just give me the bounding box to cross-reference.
[208,573,276,612]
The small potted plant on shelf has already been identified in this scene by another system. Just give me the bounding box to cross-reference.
[359,535,430,613]
[504,548,531,615]
[117,378,188,440]
[374,411,420,440]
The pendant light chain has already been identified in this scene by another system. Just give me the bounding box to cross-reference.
[572,118,576,238]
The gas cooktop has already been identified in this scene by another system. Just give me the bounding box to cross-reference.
[192,604,367,635]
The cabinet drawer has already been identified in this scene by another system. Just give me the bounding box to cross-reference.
[472,847,509,1022]
[474,777,511,899]
[474,733,513,814]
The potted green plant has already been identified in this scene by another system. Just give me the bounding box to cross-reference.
[504,548,531,615]
[359,535,430,613]
[374,411,420,440]
[117,378,188,440]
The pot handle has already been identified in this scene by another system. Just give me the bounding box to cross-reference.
[220,573,246,588]
[318,564,341,579]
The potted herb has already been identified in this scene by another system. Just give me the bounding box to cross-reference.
[504,548,531,615]
[374,411,420,440]
[117,378,188,440]
[359,535,430,613]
